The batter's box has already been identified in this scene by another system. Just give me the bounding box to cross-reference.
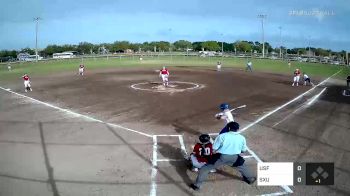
[155,135,186,161]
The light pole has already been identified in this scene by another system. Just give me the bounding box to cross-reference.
[168,28,172,61]
[258,14,267,58]
[34,17,41,62]
[221,33,224,61]
[279,26,282,58]
[308,36,311,58]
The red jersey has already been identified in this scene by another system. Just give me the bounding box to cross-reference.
[160,69,169,75]
[192,143,213,163]
[23,76,30,81]
[294,70,301,76]
[79,64,85,69]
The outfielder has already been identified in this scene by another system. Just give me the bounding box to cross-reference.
[292,68,301,86]
[22,74,32,92]
[216,61,222,71]
[215,103,235,134]
[190,134,214,172]
[78,64,85,76]
[159,66,169,87]
[246,61,253,72]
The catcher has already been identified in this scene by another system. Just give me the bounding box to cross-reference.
[189,134,215,172]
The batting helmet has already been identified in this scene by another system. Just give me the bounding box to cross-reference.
[227,122,240,132]
[220,103,229,110]
[199,134,211,144]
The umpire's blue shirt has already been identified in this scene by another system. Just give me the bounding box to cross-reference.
[213,131,247,155]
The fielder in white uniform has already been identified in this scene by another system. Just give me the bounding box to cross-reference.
[216,61,222,71]
[303,73,314,86]
[246,61,253,72]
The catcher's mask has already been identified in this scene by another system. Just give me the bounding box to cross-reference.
[199,134,210,144]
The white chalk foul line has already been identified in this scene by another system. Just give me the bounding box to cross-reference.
[260,191,291,196]
[272,87,327,127]
[157,159,183,162]
[154,134,182,137]
[178,135,188,157]
[150,135,158,196]
[307,87,327,106]
[247,148,293,194]
[0,86,153,138]
[209,69,341,136]
[238,70,339,133]
[272,105,305,128]
[207,70,341,194]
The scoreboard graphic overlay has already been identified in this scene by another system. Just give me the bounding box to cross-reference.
[257,162,334,186]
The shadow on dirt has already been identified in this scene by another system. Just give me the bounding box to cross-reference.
[172,121,202,136]
[157,143,243,186]
[321,85,350,104]
[272,80,293,86]
[157,143,192,184]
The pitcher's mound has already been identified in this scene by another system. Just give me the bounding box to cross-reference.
[131,81,204,93]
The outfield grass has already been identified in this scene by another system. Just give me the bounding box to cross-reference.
[0,56,349,81]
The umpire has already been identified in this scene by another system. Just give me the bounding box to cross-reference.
[190,122,256,191]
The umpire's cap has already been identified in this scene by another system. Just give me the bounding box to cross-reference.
[227,122,240,132]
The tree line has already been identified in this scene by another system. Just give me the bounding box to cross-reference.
[0,40,347,59]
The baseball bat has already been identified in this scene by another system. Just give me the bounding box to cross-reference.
[229,105,247,112]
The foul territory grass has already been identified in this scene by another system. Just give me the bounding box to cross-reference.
[0,55,349,82]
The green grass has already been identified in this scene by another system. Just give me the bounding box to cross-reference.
[1,56,349,82]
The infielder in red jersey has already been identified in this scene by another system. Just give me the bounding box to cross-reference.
[190,134,213,172]
[22,74,32,92]
[79,64,85,76]
[159,66,169,87]
[292,68,301,86]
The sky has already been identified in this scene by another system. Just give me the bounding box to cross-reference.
[0,0,349,51]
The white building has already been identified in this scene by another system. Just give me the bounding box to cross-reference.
[17,53,43,61]
[53,51,77,59]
